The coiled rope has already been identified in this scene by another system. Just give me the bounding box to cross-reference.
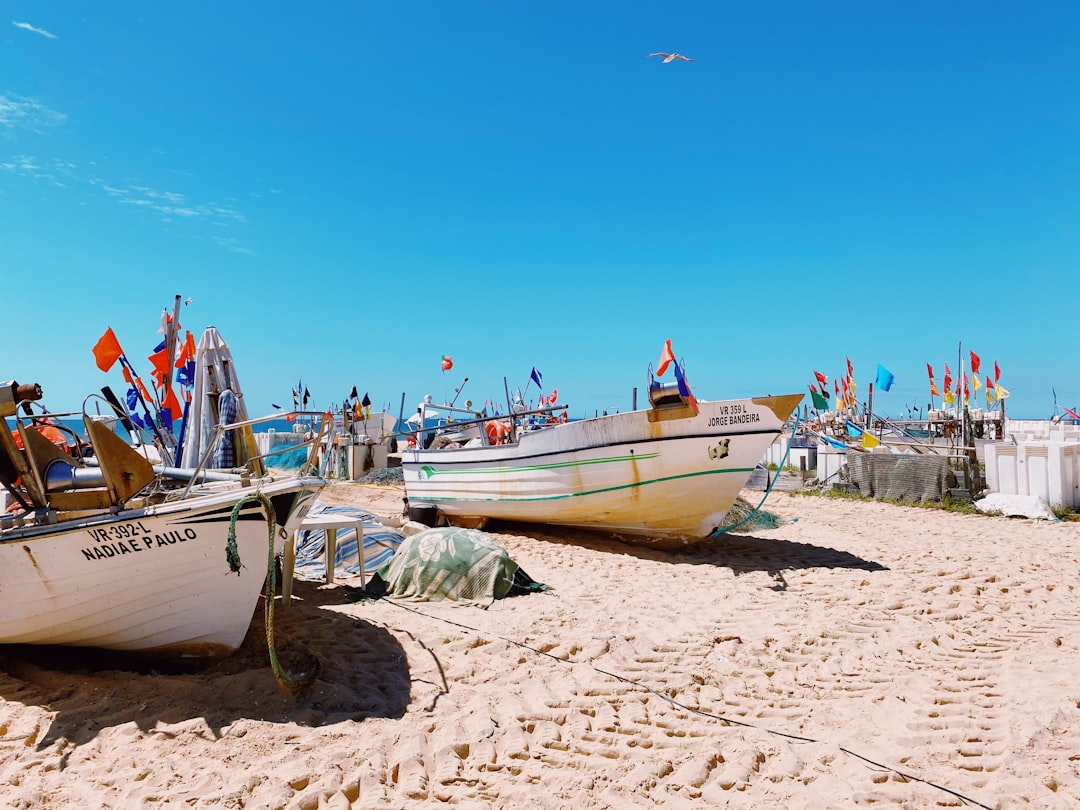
[228,493,320,695]
[711,408,803,536]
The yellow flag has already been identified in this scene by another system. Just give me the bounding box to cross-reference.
[862,431,879,449]
[943,388,955,404]
[972,375,982,392]
[995,383,1010,401]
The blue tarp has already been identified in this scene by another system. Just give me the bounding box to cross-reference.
[292,504,405,582]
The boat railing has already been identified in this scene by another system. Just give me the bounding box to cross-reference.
[404,402,567,448]
[179,411,332,499]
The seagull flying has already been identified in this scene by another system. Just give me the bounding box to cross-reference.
[647,52,694,63]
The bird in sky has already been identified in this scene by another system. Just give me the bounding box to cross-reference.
[647,52,694,63]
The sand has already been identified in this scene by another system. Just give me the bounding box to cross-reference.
[1,482,1077,809]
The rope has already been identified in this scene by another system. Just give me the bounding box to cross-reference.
[711,409,803,536]
[370,595,992,809]
[227,493,320,695]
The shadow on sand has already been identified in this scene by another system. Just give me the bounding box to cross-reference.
[0,580,411,750]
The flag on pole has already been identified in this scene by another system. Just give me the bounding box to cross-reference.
[530,367,543,388]
[875,364,895,392]
[969,351,981,375]
[657,339,675,377]
[361,392,372,419]
[813,370,828,387]
[92,327,124,372]
[673,360,698,411]
[995,383,1010,401]
[994,361,1000,382]
[862,431,880,449]
[985,377,996,407]
[809,385,829,411]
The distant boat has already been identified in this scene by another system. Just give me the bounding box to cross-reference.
[401,357,801,549]
[0,377,325,658]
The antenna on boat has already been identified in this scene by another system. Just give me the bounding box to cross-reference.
[449,377,469,407]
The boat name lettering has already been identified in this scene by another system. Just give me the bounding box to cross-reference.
[708,405,760,427]
[80,528,198,562]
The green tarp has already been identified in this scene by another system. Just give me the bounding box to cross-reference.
[366,527,546,607]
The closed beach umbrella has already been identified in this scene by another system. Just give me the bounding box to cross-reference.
[179,327,262,473]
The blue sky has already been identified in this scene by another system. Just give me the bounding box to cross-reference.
[2,2,1077,422]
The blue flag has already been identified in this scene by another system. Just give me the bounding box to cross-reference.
[530,366,543,388]
[875,364,895,392]
[674,360,691,398]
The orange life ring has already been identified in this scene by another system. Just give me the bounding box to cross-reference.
[485,420,509,445]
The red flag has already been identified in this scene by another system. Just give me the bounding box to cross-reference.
[148,346,171,385]
[92,327,124,372]
[929,379,940,397]
[926,363,934,380]
[943,364,952,392]
[176,330,196,368]
[846,357,853,376]
[162,386,183,421]
[969,350,981,375]
[814,370,828,387]
[993,361,1000,382]
[441,355,453,371]
[657,339,675,377]
[549,388,558,405]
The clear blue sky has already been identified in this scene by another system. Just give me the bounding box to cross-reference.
[3,2,1077,421]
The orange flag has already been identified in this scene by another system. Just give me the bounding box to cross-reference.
[175,330,196,368]
[657,339,675,377]
[148,346,171,385]
[92,327,124,372]
[162,385,183,421]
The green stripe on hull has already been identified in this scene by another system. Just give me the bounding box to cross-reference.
[418,452,661,481]
[415,465,754,505]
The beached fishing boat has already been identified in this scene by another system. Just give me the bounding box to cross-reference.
[0,378,325,657]
[401,350,801,548]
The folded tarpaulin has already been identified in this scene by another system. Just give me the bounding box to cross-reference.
[366,526,547,607]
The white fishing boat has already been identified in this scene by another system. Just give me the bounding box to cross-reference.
[401,356,801,549]
[0,378,325,658]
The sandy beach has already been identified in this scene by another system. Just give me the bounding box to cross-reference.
[1,482,1077,809]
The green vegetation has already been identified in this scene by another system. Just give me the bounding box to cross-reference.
[1052,505,1079,521]
[791,486,983,516]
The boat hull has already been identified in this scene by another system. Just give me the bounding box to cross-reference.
[402,395,801,548]
[0,476,324,657]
